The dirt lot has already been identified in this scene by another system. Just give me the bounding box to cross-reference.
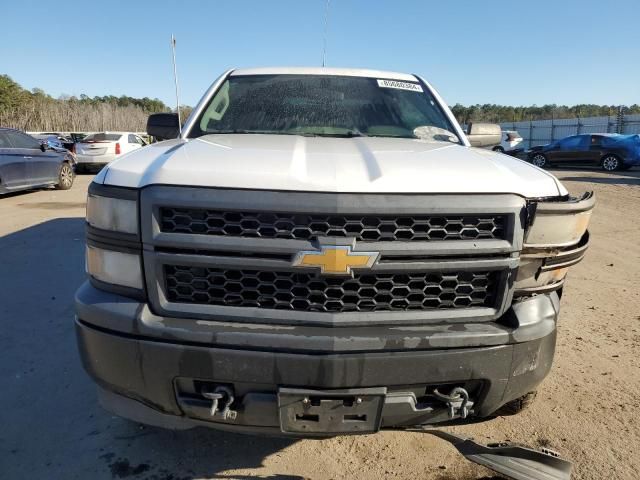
[1,169,639,480]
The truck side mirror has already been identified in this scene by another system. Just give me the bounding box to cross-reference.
[147,113,180,140]
[466,123,502,148]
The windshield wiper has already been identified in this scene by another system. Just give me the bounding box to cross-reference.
[205,129,280,135]
[311,129,368,138]
[367,134,415,139]
[203,129,369,138]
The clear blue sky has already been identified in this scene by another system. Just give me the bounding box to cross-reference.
[2,0,639,107]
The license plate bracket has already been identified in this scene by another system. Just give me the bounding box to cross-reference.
[278,387,386,435]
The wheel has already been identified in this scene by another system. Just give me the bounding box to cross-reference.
[56,162,74,190]
[601,155,621,172]
[493,146,505,153]
[531,153,547,168]
[495,391,537,416]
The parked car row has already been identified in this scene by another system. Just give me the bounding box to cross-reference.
[0,128,152,195]
[526,134,640,171]
[492,129,640,171]
[3,121,635,197]
[0,127,76,194]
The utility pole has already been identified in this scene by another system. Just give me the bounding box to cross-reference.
[616,106,624,134]
[171,34,182,135]
[321,0,331,67]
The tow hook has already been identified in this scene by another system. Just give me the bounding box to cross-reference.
[201,385,238,421]
[433,387,470,419]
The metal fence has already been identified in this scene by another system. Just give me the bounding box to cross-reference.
[500,113,640,149]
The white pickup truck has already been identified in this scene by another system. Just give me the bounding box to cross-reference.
[75,67,594,436]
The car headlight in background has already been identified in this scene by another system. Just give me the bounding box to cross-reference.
[515,192,595,295]
[86,194,137,234]
[86,246,143,290]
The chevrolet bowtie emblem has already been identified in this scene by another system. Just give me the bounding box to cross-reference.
[292,245,379,275]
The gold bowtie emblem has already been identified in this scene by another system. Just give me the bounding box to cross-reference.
[292,246,379,275]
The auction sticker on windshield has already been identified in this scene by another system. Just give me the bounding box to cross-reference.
[376,79,423,92]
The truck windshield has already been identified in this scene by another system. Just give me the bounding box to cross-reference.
[190,74,460,142]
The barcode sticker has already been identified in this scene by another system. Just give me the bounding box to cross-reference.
[377,79,423,92]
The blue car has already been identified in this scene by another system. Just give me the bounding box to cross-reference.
[0,128,76,194]
[33,134,69,151]
[527,133,640,171]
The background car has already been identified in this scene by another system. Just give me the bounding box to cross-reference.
[527,133,640,171]
[0,127,75,194]
[74,131,147,172]
[33,134,72,152]
[36,132,76,151]
[493,130,523,155]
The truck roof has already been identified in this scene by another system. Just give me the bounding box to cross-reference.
[230,66,418,81]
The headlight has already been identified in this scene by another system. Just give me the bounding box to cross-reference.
[86,246,143,290]
[86,194,137,234]
[524,192,595,248]
[516,192,594,295]
[85,183,142,295]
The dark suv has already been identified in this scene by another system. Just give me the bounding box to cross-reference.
[527,133,640,171]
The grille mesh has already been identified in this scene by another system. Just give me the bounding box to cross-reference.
[164,265,498,313]
[160,208,506,242]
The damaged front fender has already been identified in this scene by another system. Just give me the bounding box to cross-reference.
[515,192,595,295]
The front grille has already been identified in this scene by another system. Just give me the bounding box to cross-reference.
[164,265,499,313]
[160,208,506,242]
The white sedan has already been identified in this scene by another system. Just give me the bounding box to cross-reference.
[75,132,147,172]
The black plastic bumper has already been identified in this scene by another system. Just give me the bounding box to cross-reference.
[506,148,524,157]
[75,283,559,435]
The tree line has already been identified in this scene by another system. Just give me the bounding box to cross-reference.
[450,103,640,125]
[0,74,181,132]
[1,73,639,131]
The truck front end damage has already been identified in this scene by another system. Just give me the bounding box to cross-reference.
[75,183,593,436]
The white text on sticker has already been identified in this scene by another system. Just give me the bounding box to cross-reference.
[377,79,423,92]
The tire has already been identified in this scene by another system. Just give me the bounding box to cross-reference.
[56,162,74,190]
[531,153,547,168]
[495,391,537,416]
[493,146,505,153]
[601,155,621,172]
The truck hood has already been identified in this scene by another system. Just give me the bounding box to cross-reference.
[99,134,566,197]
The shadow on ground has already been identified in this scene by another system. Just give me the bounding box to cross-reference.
[0,218,300,479]
[15,201,88,209]
[557,175,640,186]
[551,166,640,186]
[0,185,58,199]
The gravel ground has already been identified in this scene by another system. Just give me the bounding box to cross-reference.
[1,169,639,480]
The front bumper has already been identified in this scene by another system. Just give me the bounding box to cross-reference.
[505,147,524,157]
[75,283,559,435]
